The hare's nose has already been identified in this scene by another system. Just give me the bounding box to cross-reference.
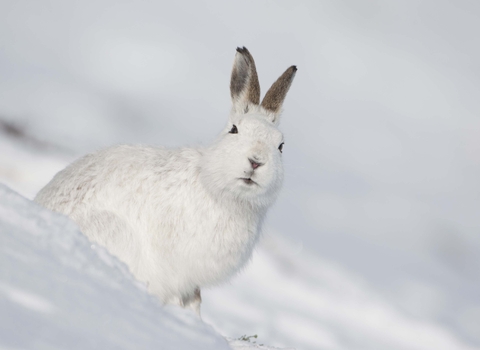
[249,158,263,169]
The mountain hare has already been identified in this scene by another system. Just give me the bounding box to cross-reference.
[35,47,296,315]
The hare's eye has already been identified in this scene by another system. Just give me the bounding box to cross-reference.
[278,142,284,153]
[229,125,238,134]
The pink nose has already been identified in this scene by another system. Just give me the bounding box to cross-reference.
[249,158,263,169]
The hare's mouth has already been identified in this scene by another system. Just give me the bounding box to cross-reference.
[240,178,257,186]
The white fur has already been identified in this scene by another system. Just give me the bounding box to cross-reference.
[35,49,293,315]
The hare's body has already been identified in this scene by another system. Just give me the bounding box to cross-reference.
[36,144,267,309]
[36,47,296,314]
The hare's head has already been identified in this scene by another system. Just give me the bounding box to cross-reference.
[201,47,296,206]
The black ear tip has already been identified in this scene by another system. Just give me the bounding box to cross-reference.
[236,46,249,54]
[291,65,298,72]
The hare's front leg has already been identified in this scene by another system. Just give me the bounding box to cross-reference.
[165,288,202,316]
[183,288,202,317]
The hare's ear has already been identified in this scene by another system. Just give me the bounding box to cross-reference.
[230,47,261,114]
[261,65,297,125]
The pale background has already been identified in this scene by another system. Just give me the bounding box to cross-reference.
[1,1,479,349]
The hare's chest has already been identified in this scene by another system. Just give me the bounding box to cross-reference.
[187,214,260,282]
[145,185,261,283]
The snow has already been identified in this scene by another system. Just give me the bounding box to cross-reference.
[203,236,479,350]
[1,0,480,349]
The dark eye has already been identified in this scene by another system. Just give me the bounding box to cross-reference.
[229,125,238,134]
[278,142,284,153]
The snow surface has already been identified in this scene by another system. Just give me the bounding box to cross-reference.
[1,0,480,349]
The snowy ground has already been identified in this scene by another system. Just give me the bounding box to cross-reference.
[1,1,480,349]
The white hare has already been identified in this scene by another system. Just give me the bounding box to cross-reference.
[35,47,296,315]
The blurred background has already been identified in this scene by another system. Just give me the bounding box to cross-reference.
[1,1,479,349]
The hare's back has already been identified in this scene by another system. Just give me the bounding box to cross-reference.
[35,145,199,216]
